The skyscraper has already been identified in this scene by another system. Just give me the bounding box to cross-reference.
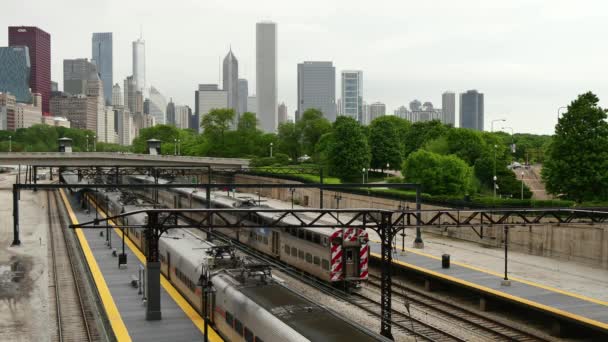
[166,98,176,126]
[112,83,123,107]
[369,102,386,122]
[442,91,456,126]
[9,26,51,114]
[256,22,278,132]
[459,90,484,131]
[195,84,227,129]
[63,58,97,95]
[297,61,336,122]
[0,46,32,103]
[222,48,239,116]
[278,102,288,124]
[149,86,166,125]
[132,38,145,93]
[340,70,363,123]
[92,32,113,105]
[237,79,248,114]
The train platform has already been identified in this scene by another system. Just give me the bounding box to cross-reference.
[367,238,608,335]
[58,189,223,342]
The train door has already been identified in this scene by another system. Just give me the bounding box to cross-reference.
[271,231,280,256]
[344,247,359,278]
[167,252,171,281]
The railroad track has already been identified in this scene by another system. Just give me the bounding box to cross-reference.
[47,190,95,342]
[187,228,466,342]
[367,272,552,342]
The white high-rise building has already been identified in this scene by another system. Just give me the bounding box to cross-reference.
[115,107,133,146]
[369,102,386,123]
[175,105,190,129]
[256,22,277,132]
[149,86,167,125]
[111,83,123,107]
[132,38,145,94]
[340,70,363,123]
[195,84,228,129]
[442,91,456,126]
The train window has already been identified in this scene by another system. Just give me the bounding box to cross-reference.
[284,244,290,255]
[313,233,321,244]
[346,250,354,262]
[257,235,262,242]
[313,256,321,266]
[244,327,254,342]
[313,256,320,266]
[263,236,269,245]
[291,247,297,257]
[305,231,312,241]
[225,311,234,327]
[322,259,330,270]
[306,253,312,263]
[298,229,304,239]
[234,319,244,336]
[322,237,329,246]
[250,231,255,237]
[298,250,304,259]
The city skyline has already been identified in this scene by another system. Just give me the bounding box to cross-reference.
[3,1,608,133]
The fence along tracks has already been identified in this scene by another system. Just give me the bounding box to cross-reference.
[47,190,96,342]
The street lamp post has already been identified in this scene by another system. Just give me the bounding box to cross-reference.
[93,135,96,152]
[174,139,177,156]
[362,168,366,184]
[520,171,525,200]
[502,126,514,153]
[86,135,89,152]
[491,118,506,132]
[178,139,181,155]
[8,136,11,152]
[269,142,273,158]
[493,144,498,199]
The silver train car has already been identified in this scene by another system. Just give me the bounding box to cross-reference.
[128,175,370,285]
[82,187,385,342]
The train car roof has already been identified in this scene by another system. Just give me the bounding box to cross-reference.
[128,175,365,236]
[226,277,381,342]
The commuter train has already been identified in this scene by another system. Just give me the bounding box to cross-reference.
[126,175,370,286]
[82,188,384,342]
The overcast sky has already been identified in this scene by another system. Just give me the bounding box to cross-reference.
[3,0,608,134]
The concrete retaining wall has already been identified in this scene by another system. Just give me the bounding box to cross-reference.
[233,174,608,269]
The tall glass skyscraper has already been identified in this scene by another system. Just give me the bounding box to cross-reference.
[340,70,363,123]
[459,90,484,131]
[237,79,248,114]
[149,86,167,125]
[0,46,32,103]
[9,26,51,114]
[222,48,239,116]
[92,32,113,105]
[297,61,336,122]
[132,38,145,93]
[256,21,277,132]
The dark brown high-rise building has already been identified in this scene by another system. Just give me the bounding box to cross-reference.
[9,26,51,114]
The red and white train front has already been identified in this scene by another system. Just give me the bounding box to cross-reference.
[330,227,369,283]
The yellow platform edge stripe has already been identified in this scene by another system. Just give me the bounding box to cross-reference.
[370,251,608,331]
[58,189,132,342]
[86,195,224,342]
[370,239,608,307]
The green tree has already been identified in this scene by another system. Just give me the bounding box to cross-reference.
[369,116,403,170]
[201,108,235,146]
[445,128,486,165]
[295,108,331,157]
[277,122,301,161]
[131,125,187,154]
[328,116,370,180]
[542,92,608,201]
[403,120,449,157]
[402,150,474,196]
